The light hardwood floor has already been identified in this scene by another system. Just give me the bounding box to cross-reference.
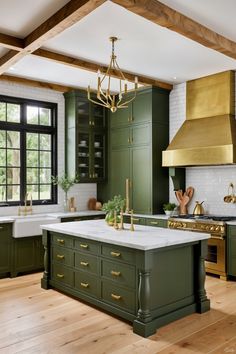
[0,273,236,354]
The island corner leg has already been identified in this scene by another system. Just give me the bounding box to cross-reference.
[195,240,210,313]
[41,230,50,290]
[133,269,156,337]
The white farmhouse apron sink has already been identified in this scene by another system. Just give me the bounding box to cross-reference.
[12,215,59,238]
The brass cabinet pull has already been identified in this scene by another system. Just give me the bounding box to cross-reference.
[89,174,92,178]
[57,238,65,244]
[111,293,122,300]
[150,221,159,225]
[133,218,140,221]
[80,282,89,288]
[128,137,131,144]
[111,270,121,277]
[0,226,3,229]
[56,273,64,278]
[80,261,89,266]
[80,243,88,249]
[56,254,65,260]
[110,251,121,257]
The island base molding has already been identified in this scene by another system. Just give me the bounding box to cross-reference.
[41,227,210,338]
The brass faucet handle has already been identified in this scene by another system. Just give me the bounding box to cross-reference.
[130,210,134,231]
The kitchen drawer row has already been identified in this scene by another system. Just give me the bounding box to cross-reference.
[49,232,137,315]
[123,215,167,228]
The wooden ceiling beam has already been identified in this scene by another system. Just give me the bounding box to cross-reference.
[0,0,105,74]
[0,33,24,50]
[33,48,173,90]
[0,74,73,92]
[112,0,236,60]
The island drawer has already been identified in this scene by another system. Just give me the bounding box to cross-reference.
[146,218,167,228]
[75,271,99,298]
[51,233,73,248]
[74,238,99,255]
[52,263,74,287]
[75,252,99,275]
[101,280,136,313]
[101,259,135,288]
[101,244,135,264]
[52,246,74,267]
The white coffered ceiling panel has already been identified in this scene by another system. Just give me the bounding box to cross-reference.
[0,0,70,37]
[43,1,236,85]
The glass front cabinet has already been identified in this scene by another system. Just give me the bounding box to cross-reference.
[65,91,107,183]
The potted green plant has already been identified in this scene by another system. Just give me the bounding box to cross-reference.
[102,195,126,225]
[51,173,79,211]
[163,202,176,216]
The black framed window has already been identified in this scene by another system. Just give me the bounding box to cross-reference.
[0,95,57,206]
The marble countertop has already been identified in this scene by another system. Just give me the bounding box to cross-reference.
[41,219,210,251]
[0,217,14,223]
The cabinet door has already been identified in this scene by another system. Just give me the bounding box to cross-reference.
[14,238,36,273]
[92,131,106,181]
[0,223,11,274]
[111,127,130,149]
[110,105,131,128]
[77,98,90,128]
[14,236,44,274]
[92,104,106,128]
[131,146,152,214]
[132,91,152,124]
[111,148,130,199]
[77,129,90,181]
[132,124,150,146]
[228,226,236,276]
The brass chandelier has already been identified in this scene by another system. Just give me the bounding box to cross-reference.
[87,37,138,113]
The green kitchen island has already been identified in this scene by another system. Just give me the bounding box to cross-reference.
[41,220,210,337]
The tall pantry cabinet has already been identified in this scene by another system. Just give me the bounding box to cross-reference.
[98,86,169,214]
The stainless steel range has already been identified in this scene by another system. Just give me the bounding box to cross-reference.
[168,215,236,280]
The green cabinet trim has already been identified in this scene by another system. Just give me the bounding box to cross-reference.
[42,229,210,337]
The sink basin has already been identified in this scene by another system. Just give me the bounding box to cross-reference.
[13,215,60,238]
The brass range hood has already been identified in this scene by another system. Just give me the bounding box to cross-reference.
[162,70,236,167]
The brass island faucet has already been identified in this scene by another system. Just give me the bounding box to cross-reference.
[18,193,33,216]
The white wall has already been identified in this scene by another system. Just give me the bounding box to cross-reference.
[0,80,96,216]
[169,78,236,216]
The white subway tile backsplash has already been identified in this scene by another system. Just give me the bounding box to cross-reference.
[0,81,96,216]
[169,77,236,216]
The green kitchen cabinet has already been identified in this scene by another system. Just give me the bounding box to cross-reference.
[12,236,44,276]
[0,223,12,277]
[61,214,105,222]
[64,90,107,183]
[106,86,169,214]
[227,225,236,277]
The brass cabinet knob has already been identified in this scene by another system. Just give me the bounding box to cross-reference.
[111,293,122,300]
[56,254,65,260]
[80,261,89,266]
[80,282,89,288]
[110,251,121,257]
[111,270,121,276]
